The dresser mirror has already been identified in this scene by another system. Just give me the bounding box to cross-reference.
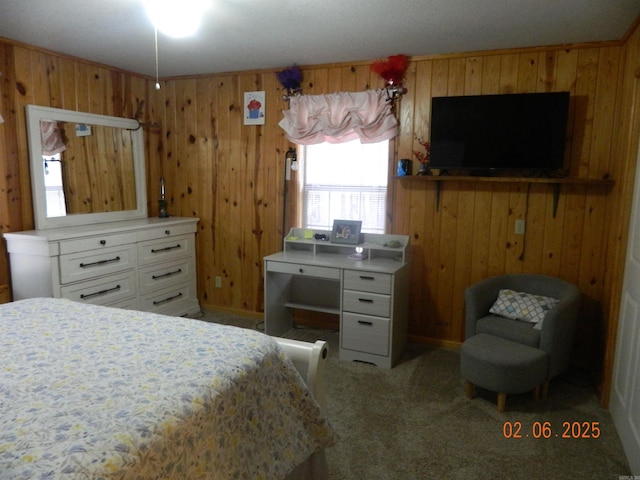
[26,105,148,230]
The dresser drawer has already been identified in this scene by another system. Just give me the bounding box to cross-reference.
[266,261,340,280]
[342,313,389,356]
[138,235,194,265]
[59,232,136,255]
[138,257,196,293]
[343,290,391,317]
[106,297,140,310]
[136,223,197,242]
[343,270,392,294]
[139,282,197,315]
[59,244,136,284]
[60,271,136,306]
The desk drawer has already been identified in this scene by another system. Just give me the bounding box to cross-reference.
[138,235,194,265]
[342,312,389,356]
[266,261,340,280]
[60,244,136,284]
[343,290,390,317]
[61,271,136,306]
[59,232,136,255]
[344,270,391,294]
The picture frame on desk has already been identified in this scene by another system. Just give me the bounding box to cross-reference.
[330,219,362,245]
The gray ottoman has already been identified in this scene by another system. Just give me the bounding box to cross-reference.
[460,333,548,412]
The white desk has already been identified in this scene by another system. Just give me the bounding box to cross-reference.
[264,229,410,368]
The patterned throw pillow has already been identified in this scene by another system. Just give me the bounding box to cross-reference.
[489,289,559,326]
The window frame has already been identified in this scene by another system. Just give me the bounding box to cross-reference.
[296,139,392,235]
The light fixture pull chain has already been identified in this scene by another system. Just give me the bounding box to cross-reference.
[154,27,160,90]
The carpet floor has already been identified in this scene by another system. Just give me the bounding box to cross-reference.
[197,310,631,479]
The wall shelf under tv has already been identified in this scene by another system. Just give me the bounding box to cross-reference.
[394,175,614,218]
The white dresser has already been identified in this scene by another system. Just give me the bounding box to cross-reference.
[4,217,200,317]
[264,228,410,368]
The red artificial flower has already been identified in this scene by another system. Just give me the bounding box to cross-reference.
[414,137,430,164]
[371,54,409,85]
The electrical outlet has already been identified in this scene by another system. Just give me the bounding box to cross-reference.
[515,219,526,235]
[215,276,222,288]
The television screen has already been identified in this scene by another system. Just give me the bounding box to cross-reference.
[429,92,570,174]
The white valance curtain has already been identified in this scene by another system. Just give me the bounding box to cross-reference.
[40,121,67,156]
[279,89,398,145]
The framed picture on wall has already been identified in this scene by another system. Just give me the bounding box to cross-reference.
[244,91,265,125]
[330,219,362,245]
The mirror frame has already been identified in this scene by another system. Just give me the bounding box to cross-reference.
[26,105,148,230]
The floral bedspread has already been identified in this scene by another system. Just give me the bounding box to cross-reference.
[0,298,336,479]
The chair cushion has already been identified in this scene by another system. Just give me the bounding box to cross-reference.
[475,314,541,348]
[489,289,558,328]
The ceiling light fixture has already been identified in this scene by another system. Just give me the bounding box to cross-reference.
[143,0,210,90]
[143,0,211,38]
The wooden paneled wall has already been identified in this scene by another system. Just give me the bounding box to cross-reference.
[1,26,639,400]
[0,41,20,290]
[393,47,622,364]
[0,41,157,288]
[600,21,640,405]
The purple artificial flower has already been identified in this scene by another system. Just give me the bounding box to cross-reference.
[276,65,303,90]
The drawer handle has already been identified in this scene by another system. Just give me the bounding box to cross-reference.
[152,268,183,280]
[80,284,121,299]
[358,298,374,303]
[165,230,171,235]
[359,275,375,280]
[153,292,183,306]
[299,268,304,274]
[79,256,121,268]
[357,320,373,326]
[99,239,107,245]
[151,244,181,253]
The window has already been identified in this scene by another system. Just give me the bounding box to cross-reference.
[300,139,389,234]
[43,154,66,218]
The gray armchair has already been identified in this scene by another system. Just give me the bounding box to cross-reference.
[461,274,581,411]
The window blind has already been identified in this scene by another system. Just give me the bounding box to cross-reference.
[300,139,388,234]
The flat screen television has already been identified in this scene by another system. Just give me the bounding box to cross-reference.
[429,92,570,174]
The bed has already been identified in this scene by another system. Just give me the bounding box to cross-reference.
[0,298,336,479]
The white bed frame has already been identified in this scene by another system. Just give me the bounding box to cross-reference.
[275,338,328,412]
[276,339,330,480]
